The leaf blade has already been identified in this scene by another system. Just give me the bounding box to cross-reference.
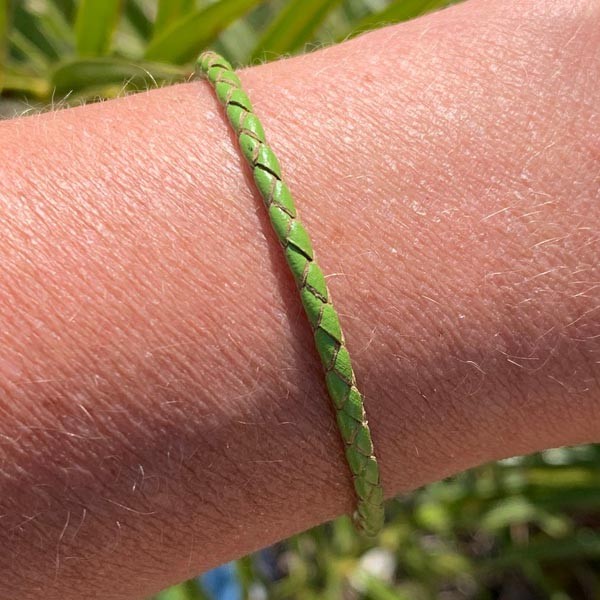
[124,0,153,41]
[0,0,8,91]
[3,65,49,98]
[75,0,122,57]
[153,0,195,37]
[51,56,184,99]
[144,0,262,65]
[251,0,342,62]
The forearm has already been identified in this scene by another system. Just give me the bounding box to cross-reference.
[0,0,599,597]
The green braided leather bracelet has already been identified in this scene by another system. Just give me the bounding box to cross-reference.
[196,51,384,536]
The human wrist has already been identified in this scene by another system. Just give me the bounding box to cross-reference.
[236,0,600,488]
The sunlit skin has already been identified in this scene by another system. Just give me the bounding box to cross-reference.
[0,0,598,597]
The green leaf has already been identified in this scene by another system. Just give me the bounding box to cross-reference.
[11,1,68,62]
[9,29,51,72]
[345,0,450,39]
[124,0,153,41]
[144,0,262,65]
[75,0,122,56]
[357,573,413,600]
[153,0,195,37]
[51,56,184,98]
[214,19,258,65]
[153,579,209,600]
[3,64,49,98]
[52,0,76,22]
[39,0,75,50]
[485,531,600,568]
[0,0,9,90]
[251,0,342,62]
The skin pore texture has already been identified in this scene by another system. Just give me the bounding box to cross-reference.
[0,0,598,597]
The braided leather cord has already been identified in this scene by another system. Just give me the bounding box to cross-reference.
[196,51,385,536]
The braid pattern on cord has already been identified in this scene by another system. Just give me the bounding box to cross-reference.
[196,51,385,536]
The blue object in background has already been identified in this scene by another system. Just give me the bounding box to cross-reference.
[198,562,242,600]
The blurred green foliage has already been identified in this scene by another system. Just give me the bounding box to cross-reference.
[0,0,448,114]
[158,447,600,600]
[1,2,599,599]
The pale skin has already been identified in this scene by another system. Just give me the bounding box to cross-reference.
[0,0,598,597]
